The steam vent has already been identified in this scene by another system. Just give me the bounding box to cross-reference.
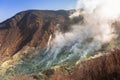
[0,0,120,80]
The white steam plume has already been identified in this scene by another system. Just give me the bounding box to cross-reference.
[42,0,119,66]
[75,0,120,19]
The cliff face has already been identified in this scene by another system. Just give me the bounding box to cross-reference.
[0,10,71,61]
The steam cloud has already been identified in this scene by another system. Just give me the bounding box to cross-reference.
[41,0,119,66]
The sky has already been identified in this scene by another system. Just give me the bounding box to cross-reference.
[0,0,76,22]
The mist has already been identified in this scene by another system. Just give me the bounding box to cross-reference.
[43,0,119,65]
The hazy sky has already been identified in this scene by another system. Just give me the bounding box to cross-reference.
[0,0,76,22]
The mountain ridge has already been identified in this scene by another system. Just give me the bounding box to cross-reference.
[0,10,73,61]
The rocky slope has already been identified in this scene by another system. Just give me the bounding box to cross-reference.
[49,49,120,80]
[0,10,73,62]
